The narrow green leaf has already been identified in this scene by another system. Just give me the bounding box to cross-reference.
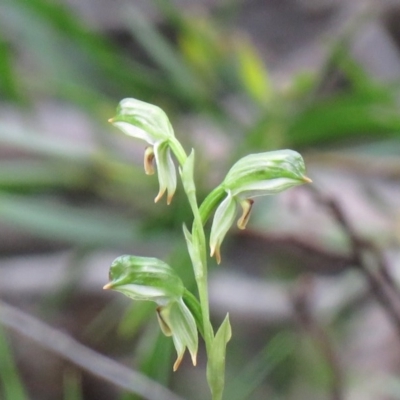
[0,326,28,400]
[117,302,155,338]
[120,328,174,400]
[0,160,89,191]
[123,5,204,100]
[288,94,400,147]
[0,124,92,161]
[63,369,83,400]
[0,38,20,101]
[138,330,174,389]
[235,35,272,105]
[6,0,167,95]
[225,332,296,400]
[206,314,232,400]
[0,193,138,247]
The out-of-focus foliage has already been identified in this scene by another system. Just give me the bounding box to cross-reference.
[1,0,400,399]
[0,326,28,400]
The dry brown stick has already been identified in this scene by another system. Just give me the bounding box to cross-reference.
[369,242,400,298]
[308,186,400,338]
[291,276,344,400]
[0,300,185,400]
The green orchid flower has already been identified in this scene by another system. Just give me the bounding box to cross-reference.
[208,150,311,263]
[103,255,198,370]
[156,298,198,371]
[109,98,178,204]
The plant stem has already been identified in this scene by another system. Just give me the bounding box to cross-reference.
[171,138,233,399]
[169,138,187,166]
[199,186,226,225]
[170,139,214,349]
[192,216,214,350]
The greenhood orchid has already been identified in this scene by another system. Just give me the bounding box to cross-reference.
[103,255,198,371]
[109,98,179,204]
[105,97,311,399]
[208,150,311,263]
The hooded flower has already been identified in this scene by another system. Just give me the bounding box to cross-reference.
[109,98,177,204]
[156,298,198,371]
[209,150,311,263]
[103,255,198,370]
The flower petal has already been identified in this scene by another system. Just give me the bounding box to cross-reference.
[223,150,309,199]
[231,177,304,198]
[209,192,237,264]
[170,299,198,370]
[105,255,184,304]
[110,98,175,144]
[156,299,198,371]
[144,146,155,175]
[237,199,254,230]
[110,121,154,144]
[154,141,177,204]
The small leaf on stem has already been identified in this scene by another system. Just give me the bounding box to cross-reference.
[207,314,232,400]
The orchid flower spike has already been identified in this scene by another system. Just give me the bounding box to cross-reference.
[209,149,311,263]
[104,255,198,371]
[109,98,178,204]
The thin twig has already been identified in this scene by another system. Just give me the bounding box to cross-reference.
[308,186,400,339]
[291,276,344,400]
[236,230,353,273]
[0,300,185,400]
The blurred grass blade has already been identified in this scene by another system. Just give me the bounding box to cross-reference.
[124,6,205,101]
[132,328,174,400]
[288,94,400,147]
[63,369,83,400]
[0,124,92,161]
[118,302,155,339]
[0,193,138,247]
[0,160,89,192]
[0,38,20,101]
[0,326,28,400]
[225,332,295,400]
[235,35,272,105]
[0,301,185,400]
[156,0,226,87]
[333,44,374,92]
[139,330,173,384]
[5,0,169,96]
[113,328,174,400]
[178,18,221,84]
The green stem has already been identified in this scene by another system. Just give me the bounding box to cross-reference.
[183,288,204,339]
[192,217,214,349]
[199,186,226,226]
[170,139,214,349]
[169,138,187,166]
[186,191,214,352]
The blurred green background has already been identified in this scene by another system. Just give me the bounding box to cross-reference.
[1,0,400,399]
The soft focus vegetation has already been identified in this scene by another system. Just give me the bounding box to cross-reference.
[1,1,400,399]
